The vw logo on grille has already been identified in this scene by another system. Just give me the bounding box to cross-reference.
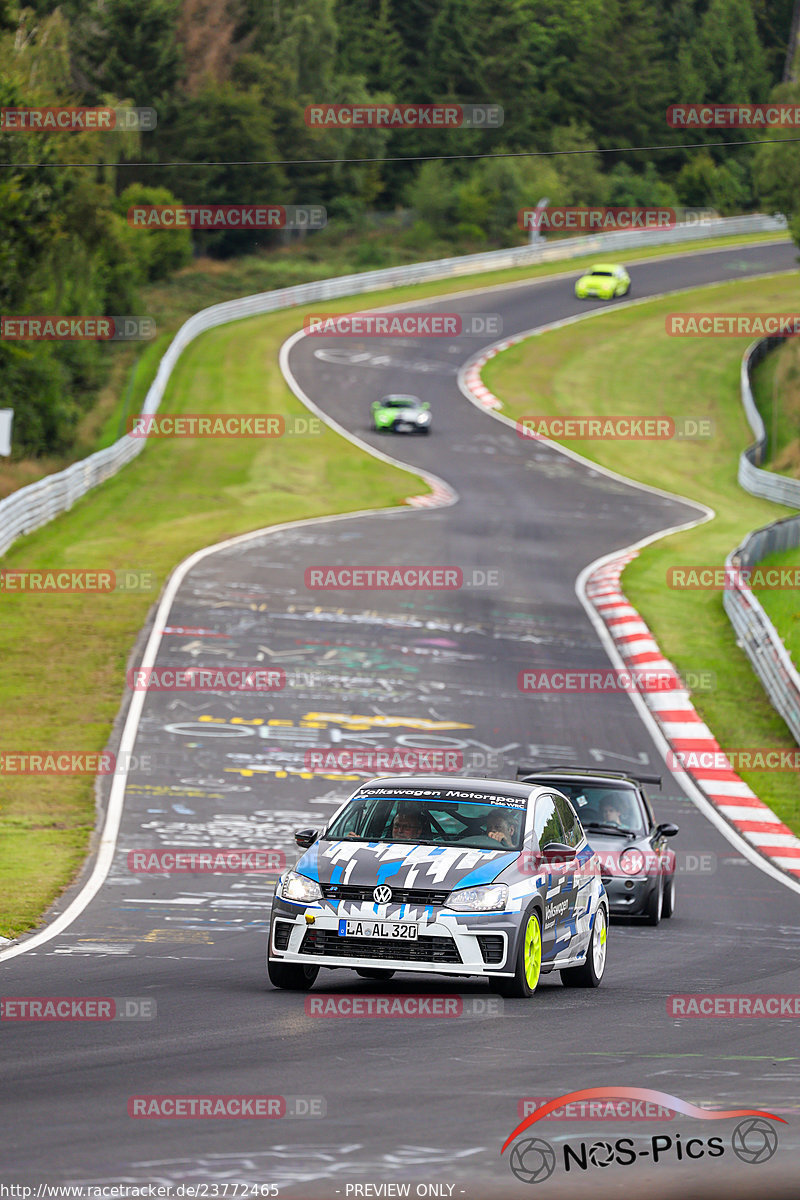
[373,885,393,904]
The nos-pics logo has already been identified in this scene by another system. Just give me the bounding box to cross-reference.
[502,1088,782,1184]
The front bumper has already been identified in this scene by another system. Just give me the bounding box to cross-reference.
[269,897,516,977]
[601,873,658,915]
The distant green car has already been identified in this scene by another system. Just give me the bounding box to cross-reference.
[371,394,431,435]
[575,263,631,300]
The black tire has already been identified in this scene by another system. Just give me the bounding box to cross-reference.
[355,969,396,980]
[419,427,431,435]
[267,954,319,991]
[561,903,608,988]
[645,875,663,926]
[492,907,542,999]
[661,873,676,918]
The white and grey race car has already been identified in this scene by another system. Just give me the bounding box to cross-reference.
[268,774,608,998]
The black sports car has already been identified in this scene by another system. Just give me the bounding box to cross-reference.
[516,765,678,924]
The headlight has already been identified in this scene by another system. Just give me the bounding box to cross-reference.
[618,848,646,877]
[280,871,323,903]
[415,411,431,423]
[444,883,508,911]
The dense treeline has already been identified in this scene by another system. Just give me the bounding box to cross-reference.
[0,0,797,456]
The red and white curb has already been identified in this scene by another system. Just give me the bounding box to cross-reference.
[463,346,513,410]
[406,479,457,508]
[586,553,800,880]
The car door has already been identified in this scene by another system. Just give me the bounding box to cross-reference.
[533,793,571,961]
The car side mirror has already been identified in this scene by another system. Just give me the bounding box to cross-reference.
[540,841,575,868]
[294,828,319,849]
[655,822,679,838]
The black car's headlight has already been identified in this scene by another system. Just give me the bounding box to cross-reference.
[444,883,508,912]
[279,871,323,903]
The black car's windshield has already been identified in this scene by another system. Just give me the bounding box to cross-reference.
[538,783,645,836]
[325,794,525,850]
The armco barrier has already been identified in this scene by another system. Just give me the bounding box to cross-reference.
[724,331,800,744]
[738,334,800,506]
[0,213,787,561]
[724,517,800,744]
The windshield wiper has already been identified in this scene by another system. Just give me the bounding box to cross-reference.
[584,821,638,838]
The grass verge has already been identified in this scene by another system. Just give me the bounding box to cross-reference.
[0,232,792,936]
[484,273,800,836]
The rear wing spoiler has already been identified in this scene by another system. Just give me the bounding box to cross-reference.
[516,764,662,788]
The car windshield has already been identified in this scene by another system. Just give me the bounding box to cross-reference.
[539,783,645,836]
[382,397,419,408]
[324,794,525,850]
[589,270,614,277]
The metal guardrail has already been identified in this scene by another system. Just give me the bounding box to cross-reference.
[738,335,800,506]
[725,333,800,744]
[0,213,787,561]
[724,517,800,743]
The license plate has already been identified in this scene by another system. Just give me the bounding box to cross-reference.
[338,919,418,940]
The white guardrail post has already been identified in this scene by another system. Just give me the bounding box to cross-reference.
[0,213,788,560]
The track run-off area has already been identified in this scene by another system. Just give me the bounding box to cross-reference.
[3,239,800,1200]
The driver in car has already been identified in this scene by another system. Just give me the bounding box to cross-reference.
[390,806,427,840]
[598,792,634,830]
[486,810,517,847]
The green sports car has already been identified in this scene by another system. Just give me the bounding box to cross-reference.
[575,263,631,300]
[371,394,431,435]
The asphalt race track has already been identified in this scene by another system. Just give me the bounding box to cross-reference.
[3,240,800,1200]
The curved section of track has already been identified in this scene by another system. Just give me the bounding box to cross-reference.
[2,241,799,1200]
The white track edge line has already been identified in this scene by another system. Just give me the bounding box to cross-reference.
[3,261,793,961]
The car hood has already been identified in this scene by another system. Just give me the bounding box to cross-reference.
[296,840,517,893]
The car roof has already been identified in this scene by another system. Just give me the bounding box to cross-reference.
[588,263,622,272]
[351,774,537,801]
